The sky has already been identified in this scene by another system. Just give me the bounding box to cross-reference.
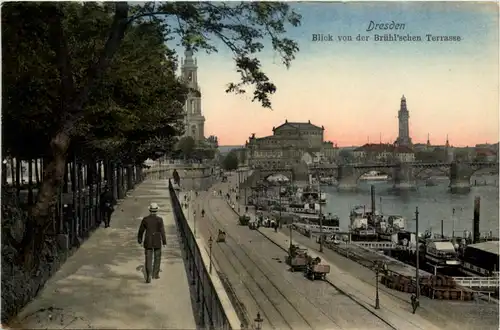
[173,1,499,147]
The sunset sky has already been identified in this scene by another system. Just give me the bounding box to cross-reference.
[174,1,499,147]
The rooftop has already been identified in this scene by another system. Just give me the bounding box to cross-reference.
[468,240,500,255]
[274,120,323,131]
[354,143,414,153]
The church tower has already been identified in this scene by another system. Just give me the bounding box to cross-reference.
[395,95,412,147]
[181,48,205,143]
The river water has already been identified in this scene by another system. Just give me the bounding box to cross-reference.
[322,175,499,236]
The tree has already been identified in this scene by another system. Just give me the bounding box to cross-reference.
[2,2,301,270]
[177,136,196,159]
[2,4,188,266]
[222,152,239,171]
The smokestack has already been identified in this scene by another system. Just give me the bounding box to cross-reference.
[371,185,376,219]
[473,196,480,244]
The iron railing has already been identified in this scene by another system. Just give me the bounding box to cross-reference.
[168,179,236,330]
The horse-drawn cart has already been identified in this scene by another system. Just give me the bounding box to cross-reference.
[304,256,330,281]
[216,229,226,243]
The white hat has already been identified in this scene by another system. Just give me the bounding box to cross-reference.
[149,203,159,213]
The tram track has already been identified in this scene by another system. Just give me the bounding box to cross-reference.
[194,187,393,330]
[284,229,469,330]
[217,187,398,329]
[201,194,325,330]
[219,180,420,330]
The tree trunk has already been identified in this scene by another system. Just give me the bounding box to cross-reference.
[111,163,117,201]
[127,165,133,190]
[15,158,21,200]
[34,158,40,186]
[23,131,71,270]
[28,159,34,205]
[117,165,123,199]
[63,162,69,193]
[10,158,15,187]
[96,160,102,224]
[87,161,95,230]
[77,162,84,238]
[104,159,109,185]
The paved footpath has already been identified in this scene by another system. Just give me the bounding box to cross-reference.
[15,179,197,329]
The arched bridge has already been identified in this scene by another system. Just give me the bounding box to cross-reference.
[308,161,498,191]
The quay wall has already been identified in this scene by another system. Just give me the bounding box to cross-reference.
[168,179,241,329]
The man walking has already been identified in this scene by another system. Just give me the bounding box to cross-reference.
[137,203,167,283]
[99,186,116,228]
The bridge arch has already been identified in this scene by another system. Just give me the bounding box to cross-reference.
[413,166,449,179]
[468,165,499,184]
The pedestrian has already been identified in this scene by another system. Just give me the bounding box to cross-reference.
[137,203,167,284]
[99,186,116,228]
[201,209,205,218]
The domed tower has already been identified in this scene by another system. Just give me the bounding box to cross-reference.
[181,48,205,143]
[395,95,412,147]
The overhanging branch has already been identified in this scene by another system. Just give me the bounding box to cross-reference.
[63,2,131,135]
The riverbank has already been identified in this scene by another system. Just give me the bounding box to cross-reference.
[224,173,499,330]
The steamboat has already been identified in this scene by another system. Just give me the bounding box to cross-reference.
[459,240,499,277]
[377,215,406,241]
[359,170,389,181]
[349,205,378,241]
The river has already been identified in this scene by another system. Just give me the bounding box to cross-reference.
[322,175,499,237]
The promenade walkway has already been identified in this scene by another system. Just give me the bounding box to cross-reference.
[15,179,197,329]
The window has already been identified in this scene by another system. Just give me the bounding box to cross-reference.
[191,100,195,113]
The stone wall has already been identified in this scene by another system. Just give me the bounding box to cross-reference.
[181,175,215,191]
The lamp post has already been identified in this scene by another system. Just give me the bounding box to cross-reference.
[414,206,420,311]
[254,312,263,330]
[194,204,198,238]
[208,236,213,274]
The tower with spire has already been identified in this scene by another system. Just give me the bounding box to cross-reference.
[395,95,412,147]
[181,48,205,143]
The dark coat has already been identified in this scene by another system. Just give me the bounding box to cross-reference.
[137,214,167,249]
[100,191,116,210]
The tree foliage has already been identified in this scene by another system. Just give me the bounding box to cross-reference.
[177,136,196,159]
[2,1,301,270]
[222,151,239,171]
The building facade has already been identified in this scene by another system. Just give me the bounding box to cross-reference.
[395,95,412,147]
[181,49,205,143]
[353,143,415,163]
[246,120,338,168]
